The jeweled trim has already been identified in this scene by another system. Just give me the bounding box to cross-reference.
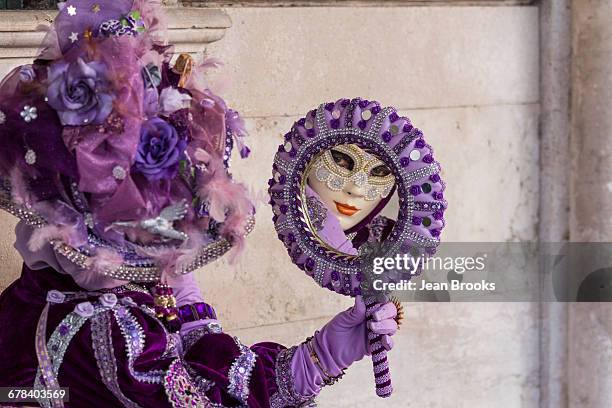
[164,359,217,408]
[270,347,317,408]
[90,311,143,408]
[34,303,105,407]
[227,337,257,406]
[182,322,224,352]
[113,306,165,384]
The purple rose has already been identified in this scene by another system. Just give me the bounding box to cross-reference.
[46,58,114,126]
[134,118,186,181]
[19,65,36,83]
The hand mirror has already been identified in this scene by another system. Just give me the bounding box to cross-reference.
[268,98,447,397]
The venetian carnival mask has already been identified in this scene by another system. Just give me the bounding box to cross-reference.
[306,144,395,230]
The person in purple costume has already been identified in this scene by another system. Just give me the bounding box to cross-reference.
[0,1,398,407]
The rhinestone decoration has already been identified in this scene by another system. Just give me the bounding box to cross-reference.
[20,105,38,122]
[304,119,314,130]
[409,149,421,161]
[164,359,213,408]
[270,347,316,408]
[284,141,292,152]
[25,149,37,165]
[66,4,77,16]
[0,110,5,125]
[114,306,165,384]
[112,165,126,180]
[361,109,372,120]
[68,32,79,43]
[91,311,142,408]
[227,337,258,405]
[332,109,341,119]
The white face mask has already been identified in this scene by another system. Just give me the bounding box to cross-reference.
[307,144,395,230]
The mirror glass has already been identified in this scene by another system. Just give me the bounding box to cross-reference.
[302,144,398,256]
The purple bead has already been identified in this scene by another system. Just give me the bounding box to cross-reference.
[433,191,444,200]
[358,120,367,130]
[297,118,305,126]
[272,214,278,223]
[356,272,363,282]
[403,123,413,133]
[371,105,381,114]
[331,270,340,280]
[415,139,426,148]
[277,145,285,153]
[430,228,441,237]
[306,129,315,138]
[410,185,422,196]
[358,99,369,108]
[382,131,392,142]
[412,216,422,225]
[279,175,286,184]
[330,119,340,129]
[59,324,70,336]
[433,210,444,220]
[430,173,440,183]
[287,233,295,243]
[341,99,350,107]
[289,150,297,157]
[305,258,315,271]
[353,287,362,296]
[325,102,335,111]
[400,157,410,167]
[279,204,288,214]
[389,112,399,122]
[423,154,434,164]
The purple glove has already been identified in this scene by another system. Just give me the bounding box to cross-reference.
[291,296,398,396]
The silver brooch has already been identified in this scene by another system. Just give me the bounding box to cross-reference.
[20,105,38,122]
[24,149,36,165]
[113,200,190,241]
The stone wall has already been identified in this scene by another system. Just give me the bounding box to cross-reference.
[0,4,542,407]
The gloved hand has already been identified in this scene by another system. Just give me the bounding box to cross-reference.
[291,296,398,396]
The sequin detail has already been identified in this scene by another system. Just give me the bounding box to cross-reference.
[227,337,257,405]
[306,196,327,232]
[164,359,219,408]
[113,306,165,384]
[270,347,316,408]
[181,321,223,352]
[34,303,106,407]
[90,311,142,408]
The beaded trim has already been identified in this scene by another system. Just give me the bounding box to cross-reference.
[113,306,165,384]
[164,359,215,408]
[90,311,143,408]
[33,303,106,407]
[270,347,316,408]
[227,337,258,406]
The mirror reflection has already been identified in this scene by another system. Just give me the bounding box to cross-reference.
[303,144,397,255]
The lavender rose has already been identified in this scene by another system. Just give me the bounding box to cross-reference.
[46,58,114,126]
[134,118,186,181]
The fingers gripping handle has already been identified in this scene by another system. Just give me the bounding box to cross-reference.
[365,296,393,398]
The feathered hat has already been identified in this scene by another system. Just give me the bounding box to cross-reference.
[0,0,254,283]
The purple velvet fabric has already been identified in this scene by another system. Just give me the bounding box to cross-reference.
[0,265,284,407]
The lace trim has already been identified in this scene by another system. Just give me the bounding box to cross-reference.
[227,337,258,406]
[90,311,143,408]
[270,347,317,408]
